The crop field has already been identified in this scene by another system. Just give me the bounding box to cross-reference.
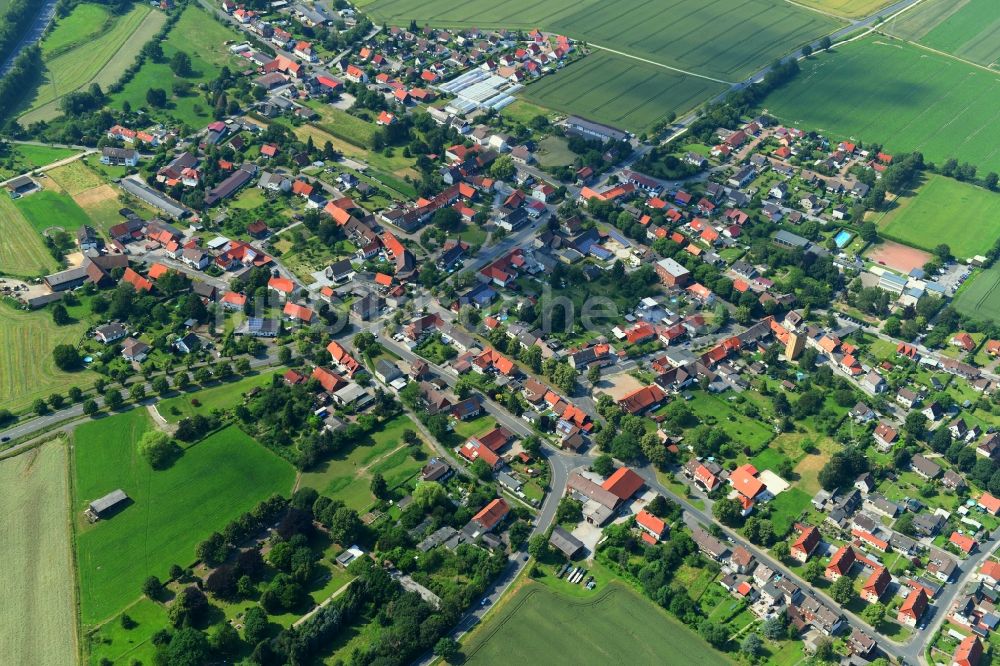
[874,174,1000,258]
[0,442,77,665]
[463,582,732,665]
[73,413,296,624]
[792,0,896,18]
[954,266,1000,324]
[362,0,840,81]
[886,0,1000,68]
[519,51,727,133]
[763,37,1000,173]
[20,4,166,124]
[0,300,93,414]
[15,189,93,236]
[298,414,430,510]
[110,5,242,128]
[41,2,113,56]
[0,195,59,277]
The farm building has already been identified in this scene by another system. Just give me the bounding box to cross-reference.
[86,489,129,521]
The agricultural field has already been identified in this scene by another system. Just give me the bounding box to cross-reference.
[20,3,167,124]
[763,36,1000,173]
[109,4,242,128]
[14,189,93,236]
[0,143,78,179]
[298,414,431,511]
[463,581,733,665]
[520,50,727,134]
[0,195,59,277]
[73,412,296,624]
[0,442,77,665]
[885,0,1000,68]
[792,0,896,18]
[46,159,129,232]
[874,174,1000,258]
[0,299,93,413]
[361,0,840,81]
[954,266,1000,324]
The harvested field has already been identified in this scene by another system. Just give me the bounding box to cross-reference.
[0,196,59,277]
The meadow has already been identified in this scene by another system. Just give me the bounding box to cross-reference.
[463,581,732,665]
[20,4,166,124]
[0,195,59,276]
[298,414,430,511]
[0,442,78,665]
[0,143,77,179]
[14,189,93,236]
[109,4,242,128]
[73,412,296,624]
[875,174,1000,258]
[157,369,283,422]
[763,36,1000,173]
[519,50,727,133]
[954,266,1000,324]
[0,300,93,413]
[361,0,841,81]
[885,0,1000,68]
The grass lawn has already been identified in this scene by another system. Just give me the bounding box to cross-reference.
[462,580,733,665]
[535,135,576,168]
[500,99,558,125]
[14,189,92,236]
[0,143,78,179]
[750,447,790,472]
[41,2,113,56]
[0,195,59,277]
[685,392,774,451]
[769,487,812,536]
[0,300,94,413]
[954,265,1000,325]
[0,442,77,665]
[763,36,1000,173]
[886,0,1000,67]
[108,5,242,127]
[86,597,167,666]
[230,186,267,210]
[21,4,167,124]
[519,50,727,133]
[873,174,1000,259]
[73,413,296,624]
[363,0,840,81]
[297,414,431,511]
[157,370,283,423]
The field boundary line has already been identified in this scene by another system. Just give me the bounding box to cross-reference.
[779,0,850,20]
[587,44,734,85]
[894,36,1000,75]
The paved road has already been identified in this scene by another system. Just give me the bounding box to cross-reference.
[0,0,58,76]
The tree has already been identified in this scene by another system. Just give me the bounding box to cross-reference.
[801,44,812,57]
[591,453,614,477]
[170,51,192,76]
[434,637,461,664]
[155,627,209,666]
[328,507,362,545]
[830,574,854,605]
[772,540,790,561]
[713,497,743,526]
[508,520,531,549]
[556,497,583,524]
[277,346,292,365]
[803,559,824,583]
[51,303,70,325]
[68,386,83,402]
[242,606,269,645]
[143,575,163,599]
[862,601,886,628]
[83,399,98,416]
[986,172,999,191]
[146,87,167,107]
[152,376,170,395]
[209,622,241,656]
[489,154,515,181]
[587,364,601,384]
[527,534,550,560]
[104,388,123,410]
[819,35,832,50]
[471,458,493,480]
[741,632,763,657]
[53,344,81,371]
[33,398,49,415]
[370,473,389,500]
[139,431,180,469]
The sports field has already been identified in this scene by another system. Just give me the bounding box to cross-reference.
[110,4,242,128]
[886,0,1000,68]
[519,50,727,133]
[15,189,93,236]
[464,582,732,665]
[0,195,58,277]
[20,4,167,124]
[763,36,1000,173]
[73,413,296,624]
[361,0,841,81]
[954,266,1000,324]
[0,442,78,665]
[875,174,1000,259]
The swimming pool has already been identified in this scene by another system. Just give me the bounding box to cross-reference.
[834,230,852,248]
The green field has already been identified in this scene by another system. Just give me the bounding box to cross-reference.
[73,412,296,624]
[21,4,167,124]
[158,370,282,422]
[793,0,896,18]
[463,582,733,665]
[362,0,840,81]
[109,4,242,128]
[875,174,1000,258]
[954,266,1000,324]
[763,36,1000,173]
[41,2,113,56]
[0,300,94,413]
[519,50,727,133]
[0,195,59,277]
[886,0,1000,67]
[0,442,78,665]
[14,189,93,236]
[0,143,78,179]
[298,414,430,511]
